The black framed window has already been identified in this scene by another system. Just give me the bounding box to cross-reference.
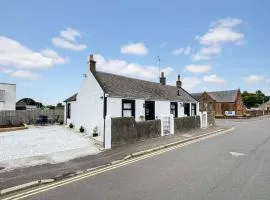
[184,103,190,116]
[122,99,135,117]
[191,103,197,116]
[170,102,178,118]
[67,103,71,119]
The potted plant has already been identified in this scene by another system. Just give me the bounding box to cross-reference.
[92,126,98,137]
[139,115,145,121]
[79,126,85,133]
[69,123,74,128]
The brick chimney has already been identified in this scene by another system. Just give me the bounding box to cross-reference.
[176,74,182,88]
[160,72,166,85]
[89,54,96,73]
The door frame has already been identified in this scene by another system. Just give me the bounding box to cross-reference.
[145,101,155,120]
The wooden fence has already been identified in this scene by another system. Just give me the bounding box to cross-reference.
[0,109,64,126]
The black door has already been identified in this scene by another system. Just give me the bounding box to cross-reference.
[145,101,155,120]
[170,102,178,117]
[184,103,190,116]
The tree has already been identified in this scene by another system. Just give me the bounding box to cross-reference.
[46,105,56,110]
[243,95,257,108]
[56,103,64,108]
[242,90,270,108]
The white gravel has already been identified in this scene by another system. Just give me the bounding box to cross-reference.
[0,125,100,170]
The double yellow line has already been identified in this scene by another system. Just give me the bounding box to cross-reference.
[3,128,233,200]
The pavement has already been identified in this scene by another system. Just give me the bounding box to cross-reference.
[3,116,270,200]
[0,126,224,191]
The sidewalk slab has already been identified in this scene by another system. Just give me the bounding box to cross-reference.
[0,126,228,191]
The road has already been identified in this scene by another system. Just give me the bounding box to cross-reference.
[8,118,270,200]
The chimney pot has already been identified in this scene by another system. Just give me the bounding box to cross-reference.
[160,72,166,85]
[89,54,96,73]
[176,74,182,88]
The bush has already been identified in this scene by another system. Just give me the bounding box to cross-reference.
[69,123,74,128]
[79,126,85,133]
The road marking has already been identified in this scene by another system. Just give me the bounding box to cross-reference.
[3,128,234,200]
[230,151,245,157]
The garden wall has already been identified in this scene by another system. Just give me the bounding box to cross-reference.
[207,112,216,127]
[174,116,201,134]
[111,117,161,148]
[0,109,64,126]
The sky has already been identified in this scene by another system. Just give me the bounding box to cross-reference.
[0,0,270,105]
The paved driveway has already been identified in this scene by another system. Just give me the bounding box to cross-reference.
[0,125,100,171]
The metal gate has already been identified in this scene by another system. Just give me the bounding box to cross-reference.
[162,116,171,135]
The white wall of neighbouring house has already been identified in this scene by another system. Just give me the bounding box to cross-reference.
[66,69,105,141]
[0,83,16,111]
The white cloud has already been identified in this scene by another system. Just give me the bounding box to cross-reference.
[0,66,13,74]
[172,46,191,55]
[185,64,212,73]
[192,45,222,61]
[182,77,201,90]
[0,36,68,69]
[243,75,266,83]
[203,74,225,83]
[60,27,81,42]
[120,43,148,55]
[52,37,87,51]
[52,27,87,51]
[192,18,245,61]
[10,70,41,80]
[94,54,173,80]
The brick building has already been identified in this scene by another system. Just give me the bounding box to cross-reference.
[192,89,246,117]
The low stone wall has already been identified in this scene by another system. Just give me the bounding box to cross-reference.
[207,112,216,127]
[111,117,161,148]
[174,116,201,134]
[246,110,270,117]
[137,120,161,139]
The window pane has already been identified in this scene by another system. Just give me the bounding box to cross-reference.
[123,110,132,117]
[123,103,132,109]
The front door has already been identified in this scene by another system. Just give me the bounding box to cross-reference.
[145,101,155,120]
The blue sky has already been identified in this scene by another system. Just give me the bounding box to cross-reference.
[0,0,269,105]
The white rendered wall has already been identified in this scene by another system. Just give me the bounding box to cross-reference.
[178,102,185,117]
[66,69,104,141]
[0,84,16,110]
[155,101,170,118]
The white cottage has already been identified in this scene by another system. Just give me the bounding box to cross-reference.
[64,55,199,142]
[0,83,16,111]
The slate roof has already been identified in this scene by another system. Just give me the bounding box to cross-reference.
[191,90,239,103]
[93,71,197,102]
[64,93,78,102]
[191,92,203,101]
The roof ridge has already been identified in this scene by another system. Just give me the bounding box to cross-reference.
[207,89,239,93]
